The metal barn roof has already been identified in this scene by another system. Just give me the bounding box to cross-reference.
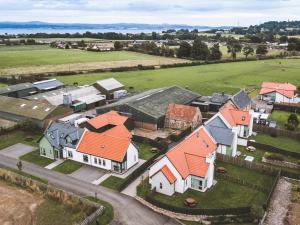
[0,83,36,95]
[33,79,64,91]
[96,78,124,91]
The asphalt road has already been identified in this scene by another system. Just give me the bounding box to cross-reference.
[0,155,180,225]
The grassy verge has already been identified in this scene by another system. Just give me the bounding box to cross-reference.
[270,110,300,132]
[136,142,157,160]
[254,133,300,153]
[100,176,124,191]
[34,197,85,225]
[0,130,40,150]
[84,196,114,225]
[5,168,48,184]
[53,160,82,174]
[19,150,54,167]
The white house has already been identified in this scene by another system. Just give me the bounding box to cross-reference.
[149,126,217,196]
[259,82,298,103]
[63,125,139,173]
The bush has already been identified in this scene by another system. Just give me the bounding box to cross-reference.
[264,152,284,161]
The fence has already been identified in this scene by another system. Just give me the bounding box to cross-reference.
[248,140,300,158]
[263,170,281,210]
[215,173,269,193]
[0,168,104,225]
[273,103,300,112]
[253,124,300,140]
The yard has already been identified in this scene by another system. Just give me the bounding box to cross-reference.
[57,58,300,96]
[0,130,40,150]
[53,160,82,174]
[254,133,300,153]
[136,142,157,160]
[100,176,124,191]
[269,110,300,131]
[19,150,54,167]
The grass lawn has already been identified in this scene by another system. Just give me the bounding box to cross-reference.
[269,110,300,131]
[84,196,114,225]
[136,142,157,160]
[215,161,274,188]
[100,176,124,191]
[137,178,267,209]
[19,150,54,167]
[5,168,48,184]
[0,45,160,69]
[254,133,300,153]
[53,160,82,174]
[57,58,300,96]
[34,197,85,225]
[0,130,40,150]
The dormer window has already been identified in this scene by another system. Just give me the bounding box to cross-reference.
[242,116,245,121]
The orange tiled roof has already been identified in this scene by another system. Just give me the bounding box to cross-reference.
[77,126,131,162]
[166,104,199,122]
[104,125,132,139]
[259,82,296,99]
[220,105,250,127]
[161,165,177,184]
[166,126,216,179]
[88,111,128,129]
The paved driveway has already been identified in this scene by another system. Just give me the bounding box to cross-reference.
[0,143,34,159]
[69,165,107,183]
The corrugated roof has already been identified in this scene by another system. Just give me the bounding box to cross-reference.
[0,83,36,95]
[33,79,64,91]
[0,96,57,120]
[96,78,124,91]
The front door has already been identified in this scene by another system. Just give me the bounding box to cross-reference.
[54,150,59,159]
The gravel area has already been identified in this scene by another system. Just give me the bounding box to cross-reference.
[264,178,292,225]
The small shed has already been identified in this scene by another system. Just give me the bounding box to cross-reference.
[33,79,64,92]
[94,78,124,99]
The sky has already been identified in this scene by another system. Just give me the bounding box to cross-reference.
[0,0,299,26]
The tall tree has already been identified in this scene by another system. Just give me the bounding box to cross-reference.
[256,44,268,56]
[177,41,192,58]
[242,45,254,59]
[209,43,222,60]
[114,41,123,50]
[191,38,209,60]
[226,38,242,60]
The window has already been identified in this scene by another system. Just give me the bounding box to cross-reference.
[191,177,203,190]
[68,151,73,158]
[94,157,97,164]
[41,148,46,156]
[159,182,163,189]
[83,155,88,162]
[134,155,137,162]
[99,159,102,165]
[103,160,106,166]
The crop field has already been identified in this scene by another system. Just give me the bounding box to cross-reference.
[0,45,188,76]
[58,58,300,96]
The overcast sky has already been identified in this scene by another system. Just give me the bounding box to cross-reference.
[0,0,299,26]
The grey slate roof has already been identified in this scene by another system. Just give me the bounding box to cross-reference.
[205,125,234,146]
[206,116,228,129]
[0,83,36,95]
[33,79,64,91]
[231,90,251,110]
[97,86,200,123]
[44,122,84,150]
[211,93,231,105]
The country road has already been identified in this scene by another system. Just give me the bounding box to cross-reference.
[0,155,180,225]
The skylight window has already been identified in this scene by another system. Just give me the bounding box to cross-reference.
[45,108,51,112]
[32,106,38,110]
[20,104,26,107]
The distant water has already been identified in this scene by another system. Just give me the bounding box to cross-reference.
[0,28,208,35]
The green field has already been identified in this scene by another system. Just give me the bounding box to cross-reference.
[0,45,159,68]
[58,58,300,96]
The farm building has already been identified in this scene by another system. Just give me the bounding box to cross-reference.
[94,78,125,99]
[224,90,252,111]
[0,83,37,98]
[259,82,299,103]
[39,122,84,159]
[86,111,133,133]
[164,104,202,130]
[33,79,64,92]
[0,96,71,128]
[149,126,217,196]
[96,86,200,130]
[64,125,139,173]
[191,92,231,112]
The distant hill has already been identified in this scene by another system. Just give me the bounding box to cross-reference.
[0,21,233,31]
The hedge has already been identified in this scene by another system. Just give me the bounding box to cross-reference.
[145,192,251,216]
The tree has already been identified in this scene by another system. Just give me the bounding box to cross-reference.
[242,45,254,59]
[209,43,222,60]
[287,38,300,51]
[226,38,242,60]
[177,41,192,58]
[279,35,288,43]
[287,113,299,131]
[256,44,268,56]
[191,38,209,60]
[114,41,123,50]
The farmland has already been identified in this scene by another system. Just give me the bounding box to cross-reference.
[58,58,300,96]
[0,45,188,76]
